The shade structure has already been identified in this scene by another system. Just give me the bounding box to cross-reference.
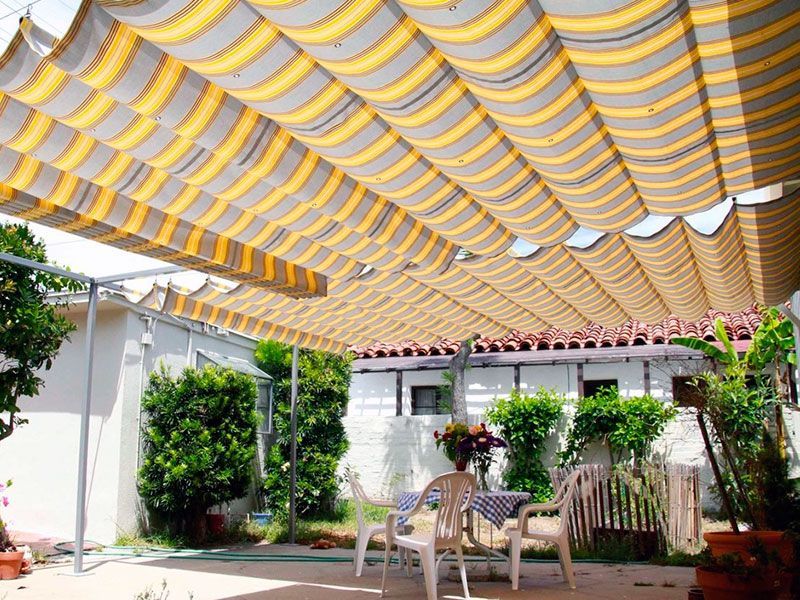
[0,0,798,350]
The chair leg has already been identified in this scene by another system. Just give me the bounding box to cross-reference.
[354,531,369,577]
[508,532,521,591]
[381,545,393,598]
[401,525,414,575]
[556,540,576,589]
[454,545,470,600]
[419,547,438,600]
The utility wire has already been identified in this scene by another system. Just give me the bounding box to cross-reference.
[4,0,61,35]
[0,0,43,22]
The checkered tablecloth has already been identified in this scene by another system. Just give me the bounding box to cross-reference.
[396,490,531,529]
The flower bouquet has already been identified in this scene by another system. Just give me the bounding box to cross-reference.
[456,423,507,490]
[434,422,470,469]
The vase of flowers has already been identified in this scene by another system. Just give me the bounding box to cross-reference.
[434,422,470,470]
[0,481,23,580]
[456,423,507,490]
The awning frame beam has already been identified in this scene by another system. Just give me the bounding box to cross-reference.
[0,251,187,575]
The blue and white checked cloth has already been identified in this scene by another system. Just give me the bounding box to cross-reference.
[396,490,531,529]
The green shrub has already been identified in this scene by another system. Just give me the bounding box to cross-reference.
[486,388,564,502]
[138,365,258,538]
[0,223,80,441]
[256,341,352,518]
[560,387,675,465]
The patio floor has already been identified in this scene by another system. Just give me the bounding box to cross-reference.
[0,544,696,599]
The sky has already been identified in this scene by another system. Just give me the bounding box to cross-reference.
[0,0,77,49]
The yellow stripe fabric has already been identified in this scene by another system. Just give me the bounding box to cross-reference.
[0,0,795,353]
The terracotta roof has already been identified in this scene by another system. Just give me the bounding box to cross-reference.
[352,306,763,358]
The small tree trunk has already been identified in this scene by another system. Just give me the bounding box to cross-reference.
[184,507,208,544]
[697,411,739,533]
[775,361,787,459]
[716,429,760,530]
[449,340,471,424]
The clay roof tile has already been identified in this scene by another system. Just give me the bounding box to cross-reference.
[352,305,763,357]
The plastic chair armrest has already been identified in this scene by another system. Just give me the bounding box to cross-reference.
[517,502,560,528]
[386,509,414,522]
[366,498,397,508]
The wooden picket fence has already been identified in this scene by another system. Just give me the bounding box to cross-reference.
[549,463,702,556]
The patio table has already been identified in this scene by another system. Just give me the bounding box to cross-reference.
[396,489,530,565]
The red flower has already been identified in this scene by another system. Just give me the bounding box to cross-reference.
[433,430,439,439]
[443,432,452,441]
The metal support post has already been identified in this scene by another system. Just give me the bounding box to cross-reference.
[288,344,299,545]
[73,281,98,574]
[793,292,800,404]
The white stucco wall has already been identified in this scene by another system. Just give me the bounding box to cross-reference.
[344,357,726,504]
[583,361,646,397]
[0,303,128,543]
[1,299,259,543]
[519,364,576,398]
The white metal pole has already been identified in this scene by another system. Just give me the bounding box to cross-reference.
[288,344,299,545]
[73,281,98,574]
[793,292,800,403]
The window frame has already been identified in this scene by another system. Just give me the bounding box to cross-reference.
[410,385,446,416]
[583,378,619,398]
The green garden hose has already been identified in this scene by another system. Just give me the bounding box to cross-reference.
[52,542,647,565]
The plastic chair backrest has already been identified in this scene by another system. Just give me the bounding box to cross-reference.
[347,468,368,527]
[417,471,476,547]
[554,470,582,536]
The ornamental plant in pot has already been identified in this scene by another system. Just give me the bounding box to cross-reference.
[434,422,470,470]
[695,542,784,600]
[0,481,24,580]
[455,423,507,490]
[674,311,799,596]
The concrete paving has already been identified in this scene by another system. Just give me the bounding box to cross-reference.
[0,544,696,599]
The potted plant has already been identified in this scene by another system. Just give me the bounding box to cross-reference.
[0,481,24,580]
[674,312,799,595]
[695,542,784,600]
[434,422,470,470]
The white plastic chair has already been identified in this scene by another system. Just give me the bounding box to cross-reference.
[506,469,582,590]
[381,471,476,600]
[347,469,410,577]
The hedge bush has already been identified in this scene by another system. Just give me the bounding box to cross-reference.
[256,341,352,519]
[138,365,258,538]
[560,387,675,466]
[486,388,564,503]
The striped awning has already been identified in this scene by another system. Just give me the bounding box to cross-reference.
[0,0,798,350]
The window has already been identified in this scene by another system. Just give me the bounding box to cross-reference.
[583,379,618,398]
[255,380,273,435]
[411,386,446,415]
[672,376,698,407]
[673,375,758,407]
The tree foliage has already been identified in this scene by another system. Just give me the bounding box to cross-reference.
[560,387,675,466]
[0,223,80,441]
[255,340,352,519]
[486,388,564,502]
[138,365,258,535]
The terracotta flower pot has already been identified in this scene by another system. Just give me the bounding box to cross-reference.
[206,513,226,536]
[703,530,793,565]
[0,551,24,580]
[695,566,781,600]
